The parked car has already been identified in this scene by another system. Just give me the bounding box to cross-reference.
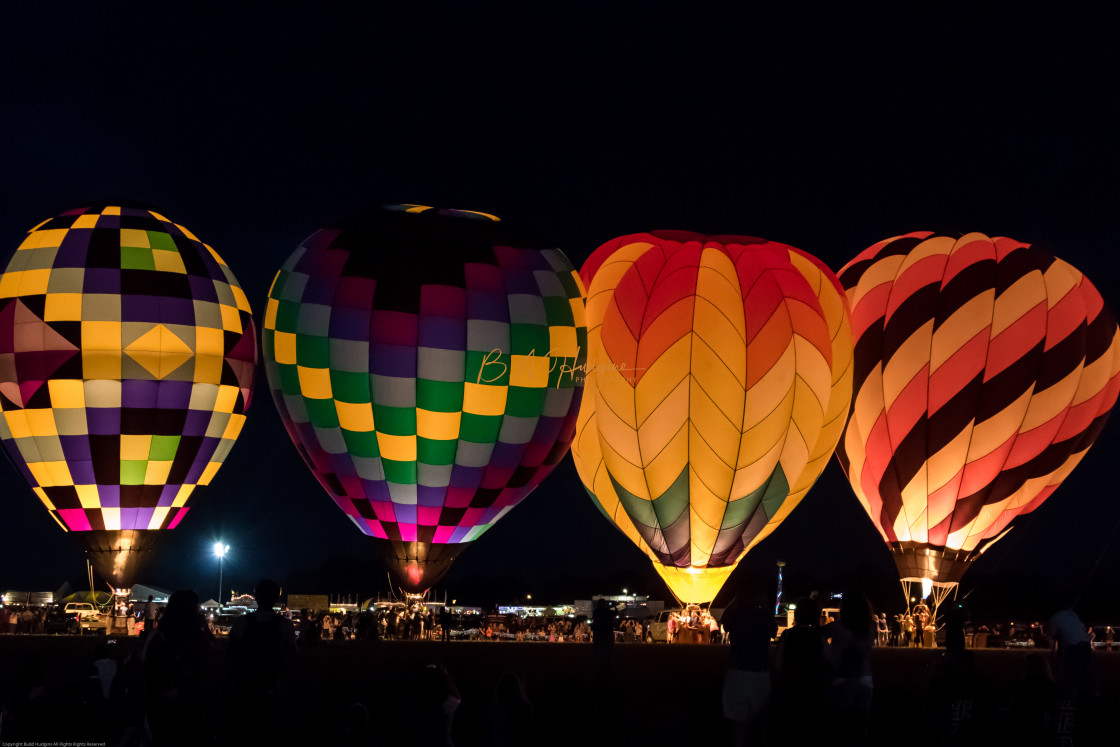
[43,607,79,634]
[64,602,107,633]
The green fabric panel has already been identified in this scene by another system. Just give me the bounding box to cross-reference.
[330,370,369,403]
[509,323,550,354]
[148,435,181,461]
[548,357,579,388]
[382,459,417,484]
[304,397,339,428]
[276,364,302,395]
[542,296,574,325]
[119,460,147,485]
[760,465,790,519]
[459,412,502,443]
[270,272,289,301]
[416,378,464,411]
[261,329,275,359]
[650,466,690,530]
[611,473,662,530]
[274,299,299,331]
[417,437,457,466]
[295,335,329,367]
[505,386,546,417]
[120,246,155,270]
[372,404,415,436]
[466,351,509,386]
[147,231,178,251]
[557,271,581,297]
[342,430,380,458]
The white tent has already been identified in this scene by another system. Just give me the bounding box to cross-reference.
[128,584,172,603]
[201,599,221,609]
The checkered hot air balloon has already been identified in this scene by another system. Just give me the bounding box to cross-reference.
[261,205,586,594]
[837,232,1120,604]
[0,204,257,588]
[573,231,853,605]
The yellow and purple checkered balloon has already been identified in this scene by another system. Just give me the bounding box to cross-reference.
[0,205,256,550]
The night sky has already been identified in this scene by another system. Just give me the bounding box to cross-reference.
[2,8,1118,616]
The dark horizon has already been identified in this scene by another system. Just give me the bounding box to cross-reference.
[3,8,1119,622]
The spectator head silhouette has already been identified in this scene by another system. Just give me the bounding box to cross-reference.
[793,597,818,626]
[255,579,281,611]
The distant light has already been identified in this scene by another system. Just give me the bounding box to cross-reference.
[214,542,229,558]
[622,588,627,595]
[526,594,532,600]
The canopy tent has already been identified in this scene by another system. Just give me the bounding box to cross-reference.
[201,599,221,609]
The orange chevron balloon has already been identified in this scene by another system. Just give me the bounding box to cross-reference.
[837,232,1120,587]
[573,231,853,604]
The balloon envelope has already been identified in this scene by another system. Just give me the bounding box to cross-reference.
[837,232,1120,586]
[262,205,586,593]
[573,231,853,604]
[0,204,257,587]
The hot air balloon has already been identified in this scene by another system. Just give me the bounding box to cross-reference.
[261,205,585,595]
[0,204,257,589]
[837,231,1120,610]
[573,231,853,604]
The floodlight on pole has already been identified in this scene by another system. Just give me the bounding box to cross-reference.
[214,542,229,606]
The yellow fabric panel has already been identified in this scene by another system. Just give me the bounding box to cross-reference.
[76,485,99,505]
[148,507,170,530]
[194,355,222,383]
[174,223,198,241]
[930,292,995,373]
[739,383,795,468]
[119,228,150,248]
[264,296,279,329]
[220,303,242,332]
[336,400,375,432]
[687,420,734,500]
[206,245,227,266]
[462,382,507,416]
[297,366,333,399]
[896,235,956,275]
[692,299,747,387]
[25,409,57,437]
[0,269,51,296]
[634,335,691,426]
[416,408,462,440]
[596,354,640,430]
[598,431,651,500]
[214,385,240,413]
[152,250,187,274]
[102,507,121,530]
[780,377,821,486]
[33,486,54,510]
[231,284,252,313]
[221,414,246,441]
[82,321,122,351]
[120,435,152,460]
[743,343,795,430]
[731,437,785,497]
[991,272,1046,338]
[925,425,973,508]
[636,377,689,466]
[688,374,741,470]
[641,424,690,498]
[686,500,720,557]
[571,405,649,553]
[44,293,83,322]
[548,325,578,357]
[1042,258,1080,309]
[102,206,121,216]
[71,214,98,229]
[510,354,549,387]
[196,326,225,356]
[198,462,221,485]
[1023,365,1082,432]
[26,462,53,486]
[4,411,31,438]
[172,484,195,507]
[18,228,68,250]
[377,433,417,462]
[569,297,585,329]
[593,391,642,470]
[145,461,173,484]
[881,320,933,409]
[654,563,737,605]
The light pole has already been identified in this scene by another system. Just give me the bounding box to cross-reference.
[214,542,229,607]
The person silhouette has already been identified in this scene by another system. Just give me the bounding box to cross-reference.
[223,578,296,744]
[142,589,215,746]
[720,591,776,747]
